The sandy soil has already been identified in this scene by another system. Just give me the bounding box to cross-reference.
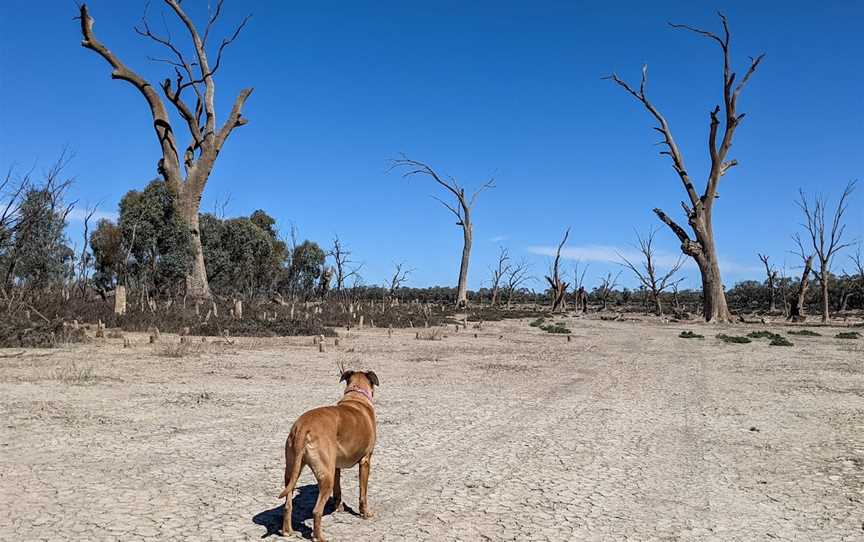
[1,316,862,541]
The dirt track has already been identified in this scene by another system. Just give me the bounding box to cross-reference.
[1,316,862,541]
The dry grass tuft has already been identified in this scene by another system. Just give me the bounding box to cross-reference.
[50,363,97,385]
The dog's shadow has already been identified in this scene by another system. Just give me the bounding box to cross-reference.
[252,484,359,539]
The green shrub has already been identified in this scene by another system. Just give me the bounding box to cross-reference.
[679,331,704,339]
[541,323,571,334]
[529,318,546,328]
[769,335,794,347]
[788,329,820,337]
[747,330,778,339]
[716,333,751,344]
[836,331,861,340]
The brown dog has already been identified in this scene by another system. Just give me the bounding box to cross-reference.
[279,370,379,541]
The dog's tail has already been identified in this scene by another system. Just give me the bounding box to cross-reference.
[277,429,307,499]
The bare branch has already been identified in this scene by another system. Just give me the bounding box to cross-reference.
[79,4,181,181]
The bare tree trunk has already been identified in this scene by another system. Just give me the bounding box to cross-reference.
[789,256,813,321]
[820,269,830,323]
[653,293,662,316]
[699,250,731,322]
[179,197,211,299]
[456,220,471,307]
[114,285,127,315]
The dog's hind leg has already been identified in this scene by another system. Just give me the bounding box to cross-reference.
[311,465,334,542]
[279,440,304,537]
[332,468,343,512]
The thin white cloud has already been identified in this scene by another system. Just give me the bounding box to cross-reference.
[489,235,509,243]
[67,208,118,223]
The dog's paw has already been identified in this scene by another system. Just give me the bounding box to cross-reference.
[333,502,344,513]
[361,509,375,519]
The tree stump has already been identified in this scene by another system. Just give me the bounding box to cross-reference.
[114,285,127,315]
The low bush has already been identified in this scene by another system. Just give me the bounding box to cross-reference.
[716,333,751,344]
[0,318,88,348]
[541,322,571,334]
[679,331,704,339]
[747,330,777,339]
[788,329,820,337]
[769,335,793,346]
[836,331,861,340]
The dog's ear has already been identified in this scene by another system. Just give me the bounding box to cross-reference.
[339,370,354,383]
[364,371,379,387]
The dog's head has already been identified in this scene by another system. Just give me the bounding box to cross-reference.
[340,370,379,395]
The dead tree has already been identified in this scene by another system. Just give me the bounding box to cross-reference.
[788,236,815,322]
[850,244,864,308]
[488,247,512,307]
[618,228,685,316]
[597,271,621,311]
[757,253,778,312]
[545,229,570,312]
[76,203,99,299]
[670,279,685,313]
[328,235,362,295]
[77,2,253,299]
[795,181,856,322]
[777,264,790,318]
[503,259,531,309]
[388,262,413,298]
[573,260,590,313]
[390,156,494,308]
[317,267,333,299]
[606,13,764,323]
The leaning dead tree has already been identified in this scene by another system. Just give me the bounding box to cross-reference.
[789,237,815,322]
[388,262,413,297]
[390,156,494,307]
[757,253,778,312]
[545,228,570,312]
[795,181,857,322]
[606,13,764,322]
[488,247,512,307]
[618,228,685,316]
[77,2,253,299]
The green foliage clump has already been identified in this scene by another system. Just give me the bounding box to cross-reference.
[769,335,794,347]
[108,179,194,296]
[747,330,778,339]
[716,333,751,344]
[286,240,326,299]
[200,211,286,295]
[679,331,704,339]
[4,188,74,288]
[836,331,861,340]
[529,317,546,328]
[541,322,571,334]
[788,329,820,337]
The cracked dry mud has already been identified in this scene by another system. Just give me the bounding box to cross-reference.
[1,317,862,541]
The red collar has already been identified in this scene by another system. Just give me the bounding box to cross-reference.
[344,385,373,403]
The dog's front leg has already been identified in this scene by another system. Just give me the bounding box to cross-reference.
[358,455,374,519]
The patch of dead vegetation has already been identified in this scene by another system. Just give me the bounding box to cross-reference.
[476,362,537,374]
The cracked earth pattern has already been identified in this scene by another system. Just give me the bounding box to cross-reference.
[1,316,862,541]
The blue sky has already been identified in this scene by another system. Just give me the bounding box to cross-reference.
[1,1,861,291]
